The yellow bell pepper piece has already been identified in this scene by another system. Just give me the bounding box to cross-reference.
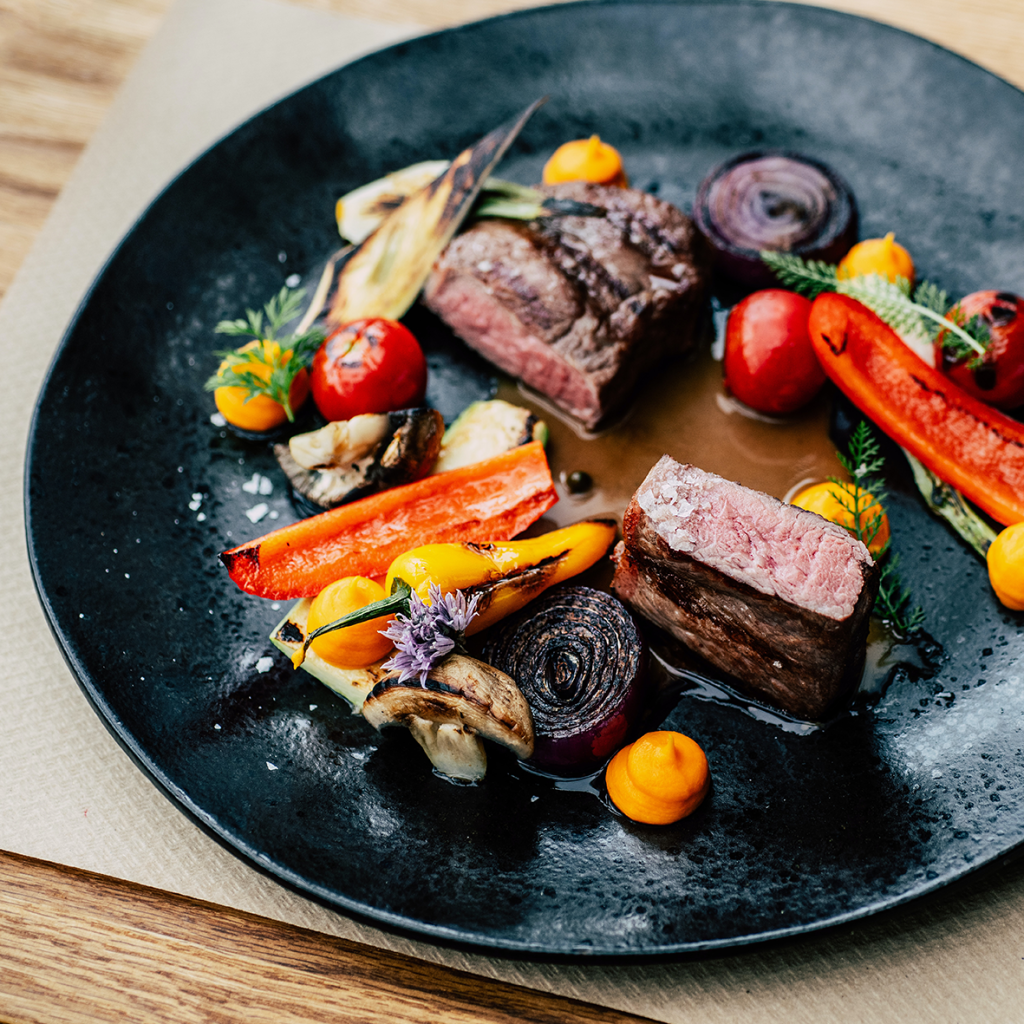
[385,519,617,634]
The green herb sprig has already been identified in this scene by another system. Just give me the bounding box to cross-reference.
[761,251,990,364]
[828,422,925,636]
[204,286,324,422]
[877,556,924,636]
[831,420,888,552]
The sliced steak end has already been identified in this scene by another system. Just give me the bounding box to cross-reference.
[611,456,879,720]
[423,183,710,430]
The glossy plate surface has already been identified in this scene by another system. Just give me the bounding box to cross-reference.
[26,0,1024,955]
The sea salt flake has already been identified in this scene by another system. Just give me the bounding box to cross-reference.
[245,503,269,523]
[210,413,226,426]
[196,512,207,522]
[255,656,273,673]
[188,493,203,511]
[309,704,318,711]
[242,473,272,496]
[266,762,278,771]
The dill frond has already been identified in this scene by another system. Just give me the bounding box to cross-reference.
[876,555,926,636]
[759,250,839,298]
[204,286,324,420]
[828,422,925,637]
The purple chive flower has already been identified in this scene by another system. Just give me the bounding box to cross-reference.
[428,583,481,634]
[380,585,481,684]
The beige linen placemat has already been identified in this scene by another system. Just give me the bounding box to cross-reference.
[2,0,1023,1019]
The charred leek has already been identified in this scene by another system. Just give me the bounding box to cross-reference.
[903,449,998,560]
[297,99,546,335]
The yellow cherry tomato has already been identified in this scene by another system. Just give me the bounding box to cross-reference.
[605,731,710,825]
[836,232,915,288]
[542,135,628,187]
[306,576,395,668]
[987,522,1024,610]
[214,339,309,432]
[791,481,890,556]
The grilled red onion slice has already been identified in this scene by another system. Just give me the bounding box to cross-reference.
[694,151,857,286]
[482,586,646,774]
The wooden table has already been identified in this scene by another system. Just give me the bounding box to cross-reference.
[2,1,1023,1021]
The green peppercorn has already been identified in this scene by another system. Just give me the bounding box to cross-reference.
[565,470,592,494]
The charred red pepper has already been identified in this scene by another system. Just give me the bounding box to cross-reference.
[221,441,558,599]
[808,292,1024,526]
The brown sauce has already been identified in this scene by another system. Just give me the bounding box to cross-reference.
[493,329,937,732]
[498,336,840,528]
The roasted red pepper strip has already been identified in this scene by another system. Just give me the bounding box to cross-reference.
[222,441,558,599]
[808,293,1024,526]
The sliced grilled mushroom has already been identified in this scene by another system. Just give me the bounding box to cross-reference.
[274,407,444,516]
[361,654,534,781]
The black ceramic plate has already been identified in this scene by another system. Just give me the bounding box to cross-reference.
[26,0,1024,956]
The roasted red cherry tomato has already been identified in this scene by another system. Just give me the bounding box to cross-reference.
[311,318,428,422]
[723,289,824,414]
[940,291,1024,410]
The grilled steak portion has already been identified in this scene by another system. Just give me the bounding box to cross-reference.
[612,457,879,719]
[423,182,709,430]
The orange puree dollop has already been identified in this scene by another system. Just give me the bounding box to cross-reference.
[605,731,710,825]
[836,232,915,288]
[542,135,628,187]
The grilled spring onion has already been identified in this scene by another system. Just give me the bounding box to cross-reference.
[903,449,998,560]
[336,166,601,245]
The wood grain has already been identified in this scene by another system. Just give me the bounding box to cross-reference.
[0,850,654,1024]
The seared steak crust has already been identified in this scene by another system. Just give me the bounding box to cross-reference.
[612,459,879,720]
[423,182,710,429]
